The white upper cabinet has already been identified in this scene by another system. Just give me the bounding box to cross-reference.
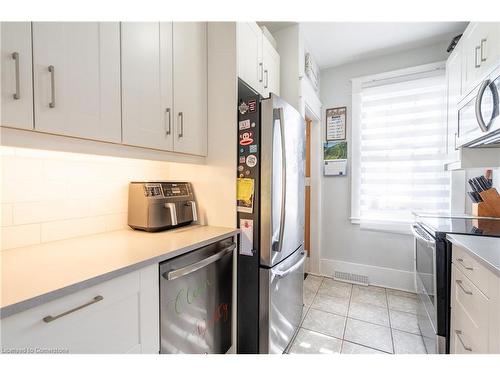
[461,22,500,96]
[446,44,462,163]
[262,36,280,97]
[32,22,121,143]
[237,22,263,93]
[172,22,207,156]
[121,22,174,151]
[1,22,33,130]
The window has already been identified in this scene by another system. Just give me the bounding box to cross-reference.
[351,63,450,233]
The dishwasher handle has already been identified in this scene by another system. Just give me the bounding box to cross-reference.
[162,243,236,281]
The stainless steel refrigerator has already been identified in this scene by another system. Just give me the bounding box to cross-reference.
[237,80,305,354]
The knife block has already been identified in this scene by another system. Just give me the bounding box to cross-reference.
[472,188,500,218]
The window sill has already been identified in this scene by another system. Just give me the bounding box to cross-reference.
[350,217,412,236]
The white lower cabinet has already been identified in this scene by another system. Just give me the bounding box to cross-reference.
[450,244,500,354]
[0,265,159,354]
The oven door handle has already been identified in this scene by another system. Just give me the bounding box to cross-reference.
[411,224,435,247]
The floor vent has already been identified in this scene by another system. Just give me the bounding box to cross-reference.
[333,271,369,286]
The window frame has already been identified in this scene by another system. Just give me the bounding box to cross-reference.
[350,61,447,234]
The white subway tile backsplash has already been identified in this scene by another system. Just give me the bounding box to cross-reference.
[2,224,41,250]
[105,213,129,232]
[41,216,109,243]
[1,204,13,226]
[1,147,171,249]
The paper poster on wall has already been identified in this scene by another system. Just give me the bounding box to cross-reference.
[237,178,255,213]
[324,141,347,176]
[239,219,254,256]
[326,107,347,141]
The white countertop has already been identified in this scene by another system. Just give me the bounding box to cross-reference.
[1,225,238,318]
[446,234,500,276]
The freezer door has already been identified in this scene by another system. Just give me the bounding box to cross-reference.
[260,94,305,267]
[259,247,305,353]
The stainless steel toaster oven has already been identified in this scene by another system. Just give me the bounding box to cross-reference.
[128,181,197,232]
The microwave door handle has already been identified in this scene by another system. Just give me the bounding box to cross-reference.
[475,79,491,132]
[273,107,287,253]
[272,251,306,279]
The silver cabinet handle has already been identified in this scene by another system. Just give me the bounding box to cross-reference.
[264,69,269,89]
[43,295,103,323]
[272,251,306,279]
[455,330,472,351]
[456,258,474,271]
[163,243,236,281]
[178,112,183,138]
[48,65,56,108]
[454,132,458,150]
[165,108,171,135]
[480,38,487,62]
[259,62,263,83]
[456,279,473,295]
[12,52,20,100]
[475,46,481,68]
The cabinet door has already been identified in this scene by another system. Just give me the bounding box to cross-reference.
[121,22,174,151]
[173,22,207,156]
[237,22,263,93]
[32,22,121,143]
[1,22,33,129]
[0,265,159,354]
[462,22,500,96]
[446,45,461,162]
[476,22,500,79]
[262,36,280,97]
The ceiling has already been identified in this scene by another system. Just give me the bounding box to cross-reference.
[261,22,468,68]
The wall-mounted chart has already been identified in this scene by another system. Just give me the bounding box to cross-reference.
[326,106,346,141]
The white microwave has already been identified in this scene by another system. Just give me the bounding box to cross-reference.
[458,66,500,147]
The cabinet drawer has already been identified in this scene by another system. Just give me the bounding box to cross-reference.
[452,244,491,296]
[452,264,489,328]
[451,267,489,354]
[1,270,146,353]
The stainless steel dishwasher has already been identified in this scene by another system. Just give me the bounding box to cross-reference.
[159,237,235,354]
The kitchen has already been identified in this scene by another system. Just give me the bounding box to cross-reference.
[1,1,500,370]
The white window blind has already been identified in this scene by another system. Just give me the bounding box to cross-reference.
[355,69,450,228]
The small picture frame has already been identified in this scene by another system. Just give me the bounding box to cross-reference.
[325,107,347,141]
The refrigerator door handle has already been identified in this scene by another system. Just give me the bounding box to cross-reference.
[273,107,287,253]
[272,251,306,279]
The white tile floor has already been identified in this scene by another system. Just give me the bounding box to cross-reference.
[288,274,427,354]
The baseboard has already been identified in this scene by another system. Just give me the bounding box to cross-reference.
[320,259,416,292]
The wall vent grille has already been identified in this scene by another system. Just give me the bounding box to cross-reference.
[333,271,369,286]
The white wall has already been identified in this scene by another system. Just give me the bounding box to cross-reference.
[319,41,450,291]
